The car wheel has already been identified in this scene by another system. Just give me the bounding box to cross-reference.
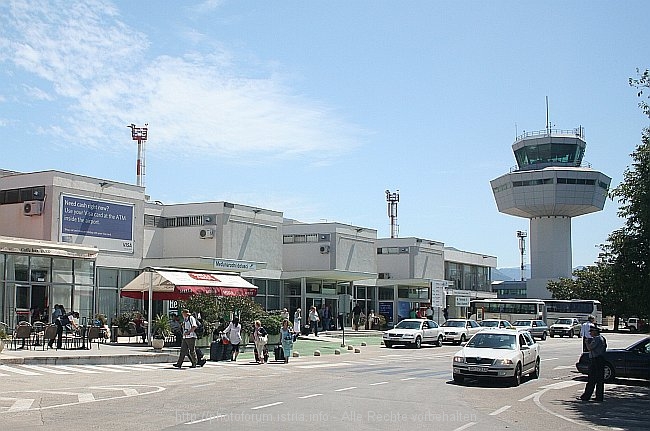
[436,335,443,347]
[511,363,522,387]
[541,332,547,341]
[414,336,421,349]
[384,341,393,348]
[453,375,464,384]
[603,362,615,382]
[532,358,540,379]
[550,332,554,338]
[460,334,467,343]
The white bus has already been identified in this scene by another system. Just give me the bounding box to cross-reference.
[543,299,602,326]
[470,299,546,324]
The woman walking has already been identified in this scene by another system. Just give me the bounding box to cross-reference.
[280,319,295,363]
[225,317,242,361]
[309,306,320,336]
[293,308,302,334]
[253,320,268,364]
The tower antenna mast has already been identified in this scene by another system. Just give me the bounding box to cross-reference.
[128,123,148,187]
[386,189,400,238]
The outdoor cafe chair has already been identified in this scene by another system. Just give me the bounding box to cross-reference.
[12,322,32,350]
[42,324,58,350]
[87,326,102,350]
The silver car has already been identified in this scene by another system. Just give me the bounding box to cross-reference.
[512,319,549,341]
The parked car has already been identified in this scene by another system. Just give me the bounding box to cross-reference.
[480,319,514,329]
[441,319,483,344]
[382,319,443,349]
[512,319,549,341]
[549,317,581,338]
[576,336,650,382]
[452,328,540,386]
[626,317,640,332]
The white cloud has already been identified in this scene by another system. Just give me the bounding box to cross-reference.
[0,0,364,164]
[22,84,54,101]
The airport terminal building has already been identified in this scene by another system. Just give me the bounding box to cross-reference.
[0,168,496,328]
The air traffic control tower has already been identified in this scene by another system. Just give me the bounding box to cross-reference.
[491,127,611,298]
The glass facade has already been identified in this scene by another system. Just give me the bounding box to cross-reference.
[0,253,95,327]
[445,262,491,292]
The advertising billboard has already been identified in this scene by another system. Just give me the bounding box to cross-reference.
[60,195,134,253]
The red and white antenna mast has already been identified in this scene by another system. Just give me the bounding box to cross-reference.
[386,189,400,238]
[128,123,148,187]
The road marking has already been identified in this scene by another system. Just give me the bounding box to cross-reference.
[541,357,558,361]
[77,393,95,403]
[489,405,511,415]
[369,381,389,386]
[55,365,101,374]
[452,422,477,431]
[251,401,283,410]
[539,380,582,390]
[19,364,72,375]
[8,398,34,412]
[192,383,215,388]
[0,366,41,376]
[185,414,227,425]
[553,365,575,370]
[400,377,416,381]
[76,365,129,373]
[334,386,357,392]
[532,386,600,430]
[519,392,538,402]
[296,362,351,369]
[298,393,322,399]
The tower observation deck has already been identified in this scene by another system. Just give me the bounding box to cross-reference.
[490,127,611,298]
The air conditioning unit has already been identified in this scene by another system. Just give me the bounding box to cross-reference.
[23,201,43,216]
[199,228,214,239]
[319,245,330,254]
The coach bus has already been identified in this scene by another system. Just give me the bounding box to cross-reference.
[543,299,602,325]
[470,298,546,324]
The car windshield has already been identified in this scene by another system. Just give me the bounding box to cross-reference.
[394,321,421,330]
[442,320,465,327]
[556,318,573,325]
[512,321,532,327]
[481,321,499,327]
[466,333,516,350]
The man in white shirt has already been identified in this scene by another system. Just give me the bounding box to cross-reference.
[173,309,198,369]
[580,315,596,352]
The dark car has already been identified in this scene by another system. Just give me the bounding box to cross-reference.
[576,336,650,382]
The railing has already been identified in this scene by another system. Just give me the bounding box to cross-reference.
[515,127,584,142]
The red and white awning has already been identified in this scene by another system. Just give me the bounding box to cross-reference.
[120,268,257,300]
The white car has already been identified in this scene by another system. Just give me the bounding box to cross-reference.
[452,328,540,386]
[549,317,581,337]
[440,319,483,344]
[382,319,443,349]
[480,319,514,329]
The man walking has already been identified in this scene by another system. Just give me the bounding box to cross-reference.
[578,325,607,402]
[173,309,198,369]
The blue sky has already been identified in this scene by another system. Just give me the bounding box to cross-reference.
[1,1,648,268]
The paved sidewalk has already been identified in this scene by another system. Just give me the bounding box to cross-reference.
[0,330,384,366]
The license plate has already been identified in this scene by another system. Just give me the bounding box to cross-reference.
[468,366,488,372]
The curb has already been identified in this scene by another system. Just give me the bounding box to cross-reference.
[0,352,177,366]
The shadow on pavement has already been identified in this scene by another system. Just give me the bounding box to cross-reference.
[552,378,650,430]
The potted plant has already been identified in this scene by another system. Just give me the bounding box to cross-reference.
[116,313,131,336]
[0,326,7,353]
[151,314,171,350]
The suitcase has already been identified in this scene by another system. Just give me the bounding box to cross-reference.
[221,343,233,361]
[254,345,269,363]
[210,341,222,362]
[196,347,204,360]
[274,345,284,361]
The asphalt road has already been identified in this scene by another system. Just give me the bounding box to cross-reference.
[1,333,647,431]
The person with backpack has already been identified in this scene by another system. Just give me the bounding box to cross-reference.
[172,309,198,369]
[49,310,79,349]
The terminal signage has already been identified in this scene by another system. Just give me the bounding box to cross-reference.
[60,195,134,253]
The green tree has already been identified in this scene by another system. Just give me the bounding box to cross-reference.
[629,68,650,118]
